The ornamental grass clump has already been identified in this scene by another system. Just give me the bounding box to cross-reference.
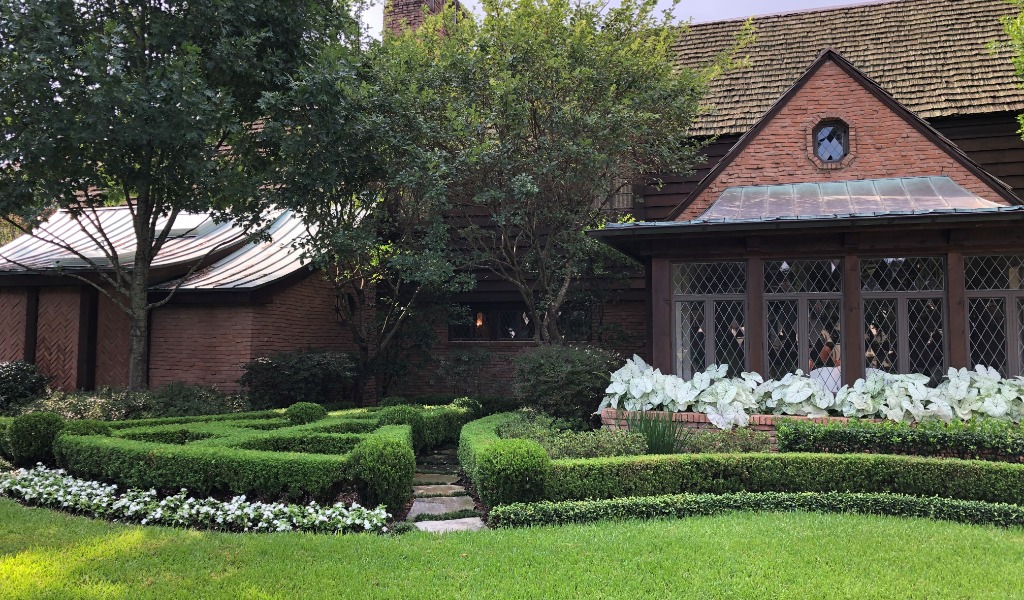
[0,465,390,534]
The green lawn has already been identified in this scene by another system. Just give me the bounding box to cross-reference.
[2,499,1024,599]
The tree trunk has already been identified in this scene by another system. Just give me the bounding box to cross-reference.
[127,263,150,390]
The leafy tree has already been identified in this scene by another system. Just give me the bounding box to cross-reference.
[1003,1,1024,133]
[255,37,471,403]
[0,0,354,389]
[388,0,752,343]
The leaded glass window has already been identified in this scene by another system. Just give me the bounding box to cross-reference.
[673,262,747,378]
[964,255,1024,376]
[814,120,849,163]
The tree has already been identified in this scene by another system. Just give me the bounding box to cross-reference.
[0,0,354,389]
[389,0,752,343]
[1003,1,1024,133]
[255,38,471,403]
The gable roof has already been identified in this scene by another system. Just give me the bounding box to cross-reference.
[697,176,999,222]
[677,0,1024,136]
[666,49,1022,220]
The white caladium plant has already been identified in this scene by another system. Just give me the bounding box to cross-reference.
[603,358,1024,429]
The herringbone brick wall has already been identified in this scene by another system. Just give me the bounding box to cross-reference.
[36,287,80,390]
[0,287,26,362]
[94,291,129,388]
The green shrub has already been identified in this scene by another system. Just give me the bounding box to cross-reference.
[0,361,49,414]
[777,418,1024,462]
[61,420,112,437]
[496,412,647,459]
[351,425,415,510]
[239,349,354,409]
[488,491,1024,529]
[285,402,328,425]
[421,406,472,451]
[379,396,414,407]
[376,405,426,452]
[513,345,619,422]
[235,433,362,455]
[458,413,521,486]
[476,439,550,506]
[0,417,12,459]
[677,428,772,453]
[544,452,1024,504]
[452,397,484,417]
[9,412,65,466]
[23,384,249,421]
[624,410,682,454]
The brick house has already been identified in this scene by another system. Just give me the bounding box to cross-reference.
[2,0,1024,397]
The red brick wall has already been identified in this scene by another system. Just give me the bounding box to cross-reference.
[250,274,356,356]
[36,287,80,390]
[679,60,1014,220]
[149,304,253,392]
[384,0,448,33]
[94,291,129,388]
[0,288,27,363]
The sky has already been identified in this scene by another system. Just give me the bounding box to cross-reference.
[360,0,887,38]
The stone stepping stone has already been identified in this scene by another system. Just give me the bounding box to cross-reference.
[413,473,459,485]
[413,484,465,497]
[407,496,476,520]
[415,517,487,533]
[418,455,457,465]
[415,463,460,474]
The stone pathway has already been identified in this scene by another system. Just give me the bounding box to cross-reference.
[408,448,486,533]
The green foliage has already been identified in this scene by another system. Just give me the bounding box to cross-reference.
[458,413,522,487]
[0,417,11,459]
[624,412,771,454]
[9,412,65,466]
[60,420,112,438]
[544,452,1024,504]
[236,434,363,456]
[379,397,414,407]
[382,0,751,342]
[476,439,550,506]
[0,361,50,414]
[239,350,355,409]
[488,491,1024,529]
[496,412,647,459]
[24,384,249,421]
[285,402,328,425]
[452,397,485,418]
[375,405,427,452]
[421,406,473,451]
[513,345,620,422]
[777,418,1024,461]
[351,425,416,511]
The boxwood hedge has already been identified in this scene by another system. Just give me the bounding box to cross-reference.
[461,413,1024,507]
[488,491,1024,529]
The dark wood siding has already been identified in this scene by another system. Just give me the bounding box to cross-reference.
[641,111,1024,221]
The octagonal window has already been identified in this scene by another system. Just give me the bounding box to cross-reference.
[814,120,849,163]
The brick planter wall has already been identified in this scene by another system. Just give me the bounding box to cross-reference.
[601,408,880,451]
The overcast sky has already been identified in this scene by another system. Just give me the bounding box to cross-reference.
[360,0,887,38]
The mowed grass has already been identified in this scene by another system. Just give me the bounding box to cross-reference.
[2,499,1024,599]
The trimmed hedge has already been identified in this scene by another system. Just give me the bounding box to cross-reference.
[53,413,416,506]
[459,414,1024,507]
[8,412,64,466]
[487,491,1024,529]
[777,418,1024,462]
[351,425,416,511]
[0,417,12,460]
[285,402,328,425]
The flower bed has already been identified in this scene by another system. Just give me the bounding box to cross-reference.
[0,466,389,534]
[601,357,1024,429]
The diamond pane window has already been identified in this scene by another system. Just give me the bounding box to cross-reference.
[908,298,945,384]
[814,120,849,163]
[968,298,1008,376]
[498,310,534,340]
[1019,299,1024,374]
[673,262,746,296]
[714,301,746,377]
[764,259,842,294]
[864,298,898,373]
[965,255,1024,291]
[861,257,944,292]
[677,301,706,379]
[766,300,800,379]
[807,299,843,392]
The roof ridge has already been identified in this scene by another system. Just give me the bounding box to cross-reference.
[690,0,904,26]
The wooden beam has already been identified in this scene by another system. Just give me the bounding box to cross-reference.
[842,254,864,385]
[76,286,98,391]
[946,250,968,368]
[650,258,673,373]
[23,287,38,364]
[746,258,765,376]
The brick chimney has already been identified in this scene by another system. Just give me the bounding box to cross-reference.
[384,0,449,34]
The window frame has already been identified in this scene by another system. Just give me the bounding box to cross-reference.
[964,254,1024,377]
[812,119,850,164]
[671,261,748,378]
[447,303,591,343]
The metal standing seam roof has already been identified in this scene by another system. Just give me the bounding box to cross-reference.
[674,0,1024,136]
[156,210,312,291]
[0,208,248,272]
[696,176,1000,222]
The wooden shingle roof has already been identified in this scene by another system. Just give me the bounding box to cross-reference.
[676,0,1024,136]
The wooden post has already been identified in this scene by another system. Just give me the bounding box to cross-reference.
[23,287,38,364]
[946,250,967,369]
[746,257,765,377]
[841,254,864,385]
[76,286,98,391]
[650,258,673,373]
